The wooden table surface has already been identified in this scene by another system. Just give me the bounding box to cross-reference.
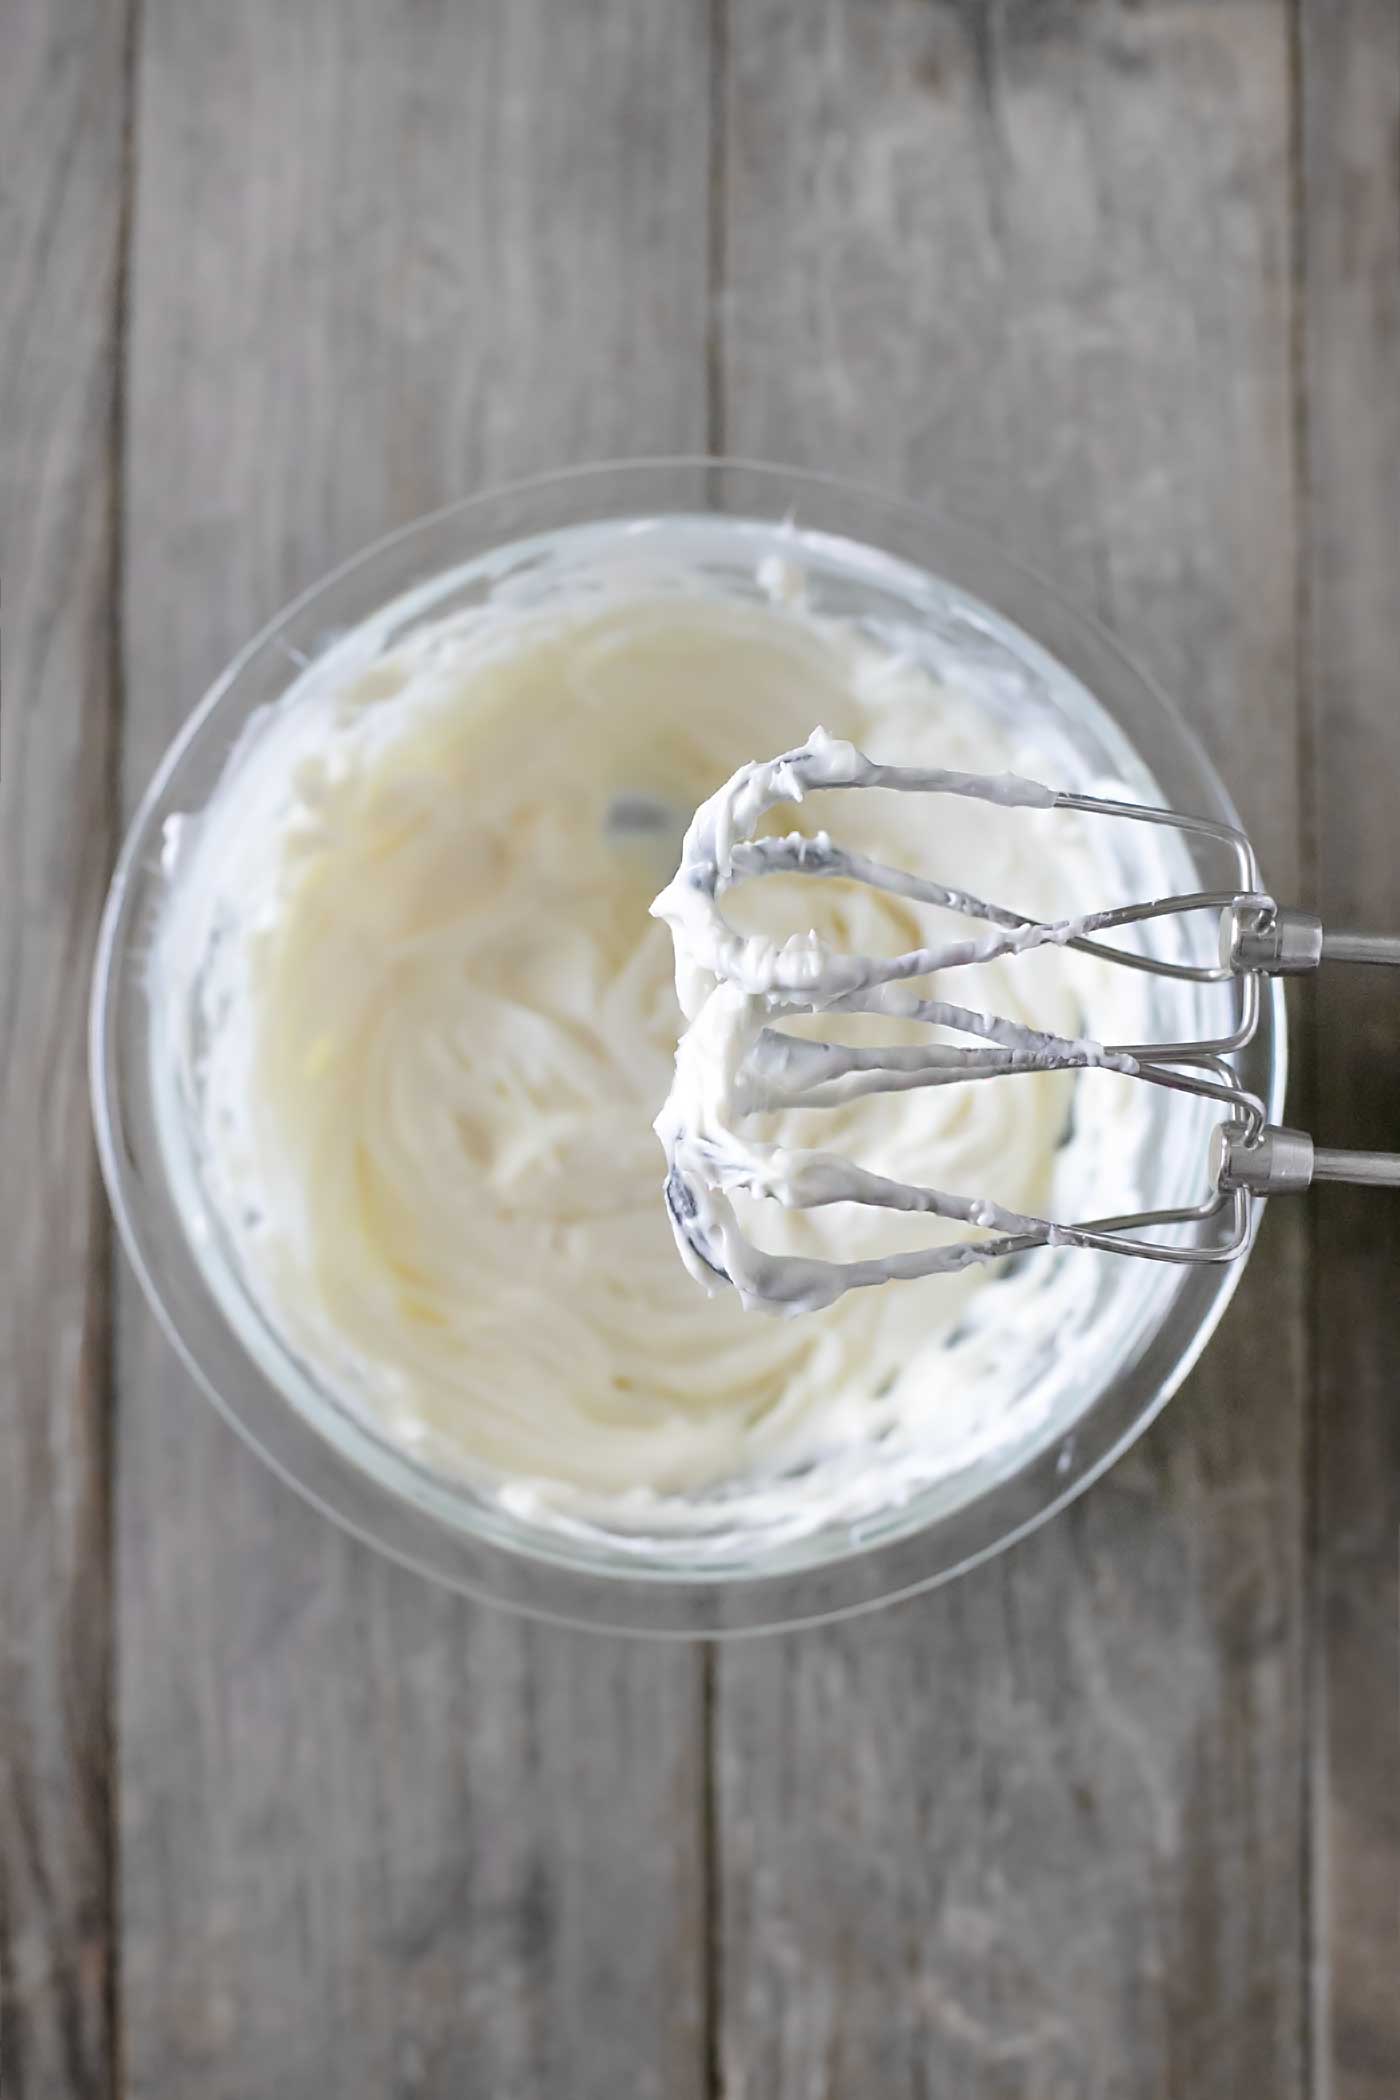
[4,2,1398,2094]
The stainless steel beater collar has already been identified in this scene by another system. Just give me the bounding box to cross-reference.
[1209,899,1400,1198]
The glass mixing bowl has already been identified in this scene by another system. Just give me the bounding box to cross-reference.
[91,459,1285,1634]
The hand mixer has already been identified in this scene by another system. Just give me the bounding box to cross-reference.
[651,728,1400,1315]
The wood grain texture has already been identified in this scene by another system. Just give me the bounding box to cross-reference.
[1300,4,1400,2095]
[118,4,711,2096]
[714,5,1308,2094]
[13,2,1395,2093]
[0,1,130,2092]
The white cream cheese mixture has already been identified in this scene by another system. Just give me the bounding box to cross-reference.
[152,538,1182,1540]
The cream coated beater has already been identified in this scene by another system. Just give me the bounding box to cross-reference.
[653,730,1400,1313]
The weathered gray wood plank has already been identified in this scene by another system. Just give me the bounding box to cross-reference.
[1300,4,1400,2094]
[0,1,130,2092]
[118,4,711,2096]
[715,5,1308,2094]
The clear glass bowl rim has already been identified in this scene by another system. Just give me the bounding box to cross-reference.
[90,456,1287,1637]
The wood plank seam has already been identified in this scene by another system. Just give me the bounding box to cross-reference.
[0,0,137,2090]
[706,0,731,465]
[1284,4,1321,2095]
[105,5,145,2096]
[703,7,728,2098]
[1297,3,1400,2094]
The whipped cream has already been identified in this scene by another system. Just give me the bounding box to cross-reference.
[150,533,1189,1542]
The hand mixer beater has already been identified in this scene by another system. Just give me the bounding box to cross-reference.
[651,729,1400,1315]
